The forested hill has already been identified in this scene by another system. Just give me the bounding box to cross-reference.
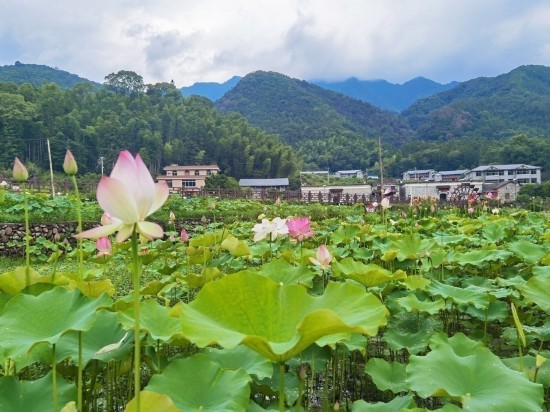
[216,71,412,145]
[403,65,550,141]
[0,62,99,89]
[313,77,459,112]
[181,76,242,101]
[0,77,301,183]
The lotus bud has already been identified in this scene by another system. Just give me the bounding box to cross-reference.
[0,181,7,188]
[201,215,207,223]
[96,237,112,257]
[275,197,281,206]
[210,202,216,210]
[168,210,175,224]
[536,354,546,369]
[180,228,189,242]
[63,149,78,175]
[13,157,29,182]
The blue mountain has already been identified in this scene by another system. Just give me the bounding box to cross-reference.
[180,76,242,101]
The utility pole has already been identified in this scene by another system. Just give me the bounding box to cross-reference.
[47,139,55,198]
[98,157,105,175]
[378,136,384,199]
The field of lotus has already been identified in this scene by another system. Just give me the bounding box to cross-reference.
[0,152,548,411]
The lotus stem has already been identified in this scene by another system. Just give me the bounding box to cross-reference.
[130,228,142,412]
[279,363,285,412]
[52,343,58,412]
[78,331,83,412]
[70,175,84,280]
[23,184,30,286]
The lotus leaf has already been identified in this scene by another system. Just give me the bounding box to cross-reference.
[181,267,223,288]
[407,333,544,411]
[178,271,388,363]
[384,311,442,355]
[401,275,431,291]
[396,294,445,315]
[125,390,179,412]
[331,224,361,244]
[508,240,547,264]
[502,355,550,387]
[119,299,186,342]
[391,235,434,261]
[0,266,69,295]
[427,281,490,309]
[258,258,314,287]
[519,273,550,312]
[0,287,111,361]
[221,235,251,256]
[32,309,130,365]
[144,356,251,411]
[351,394,414,411]
[332,258,396,287]
[449,249,510,267]
[0,373,76,412]
[189,231,227,247]
[364,358,408,393]
[199,345,273,379]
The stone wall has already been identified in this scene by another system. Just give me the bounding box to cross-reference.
[0,222,79,257]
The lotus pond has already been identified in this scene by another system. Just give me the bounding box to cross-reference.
[0,195,549,411]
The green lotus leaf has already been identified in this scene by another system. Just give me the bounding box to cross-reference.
[221,235,250,257]
[465,300,509,322]
[519,273,550,312]
[253,363,301,406]
[189,231,227,248]
[199,345,273,379]
[380,249,398,262]
[178,272,388,363]
[119,299,186,343]
[331,224,361,245]
[32,309,130,366]
[144,356,251,411]
[258,258,314,287]
[482,222,509,243]
[364,358,408,393]
[396,294,445,315]
[332,258,394,287]
[502,355,550,387]
[508,240,547,264]
[427,281,490,309]
[533,266,550,276]
[0,372,76,412]
[449,249,510,267]
[181,267,223,288]
[401,275,431,291]
[384,312,443,355]
[0,266,69,295]
[351,394,414,411]
[433,234,468,247]
[0,287,111,361]
[185,246,213,265]
[125,390,179,412]
[391,235,434,261]
[407,333,544,411]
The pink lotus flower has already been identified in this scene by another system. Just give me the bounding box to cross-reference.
[252,217,289,242]
[96,237,112,257]
[286,217,314,241]
[75,150,169,242]
[309,245,332,269]
[180,228,189,242]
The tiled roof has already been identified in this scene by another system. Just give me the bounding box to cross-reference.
[163,165,220,171]
[470,164,540,171]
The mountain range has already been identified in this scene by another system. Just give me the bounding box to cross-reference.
[0,62,548,177]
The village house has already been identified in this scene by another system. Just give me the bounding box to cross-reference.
[157,164,220,192]
[402,169,436,181]
[464,164,541,184]
[239,178,289,195]
[335,170,364,179]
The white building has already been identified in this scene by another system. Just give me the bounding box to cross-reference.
[335,170,364,179]
[464,164,541,184]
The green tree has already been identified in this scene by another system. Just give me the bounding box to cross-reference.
[204,173,240,189]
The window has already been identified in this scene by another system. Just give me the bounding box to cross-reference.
[207,170,212,176]
[183,180,196,187]
[194,170,200,176]
[184,170,190,175]
[476,172,482,176]
[531,170,537,174]
[166,170,173,176]
[517,170,529,175]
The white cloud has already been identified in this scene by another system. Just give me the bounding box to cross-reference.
[0,0,548,85]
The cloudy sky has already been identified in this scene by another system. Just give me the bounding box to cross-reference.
[1,0,549,87]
